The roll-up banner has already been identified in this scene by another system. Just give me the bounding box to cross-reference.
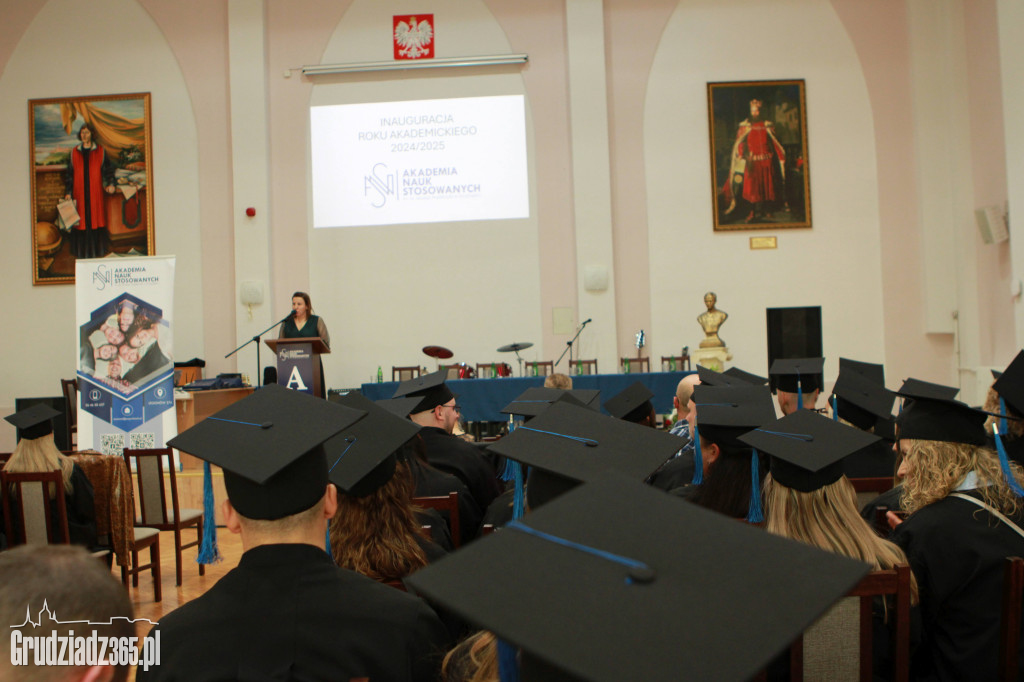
[76,257,176,455]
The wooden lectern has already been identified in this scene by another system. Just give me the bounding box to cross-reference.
[264,337,330,398]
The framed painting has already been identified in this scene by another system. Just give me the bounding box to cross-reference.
[707,80,810,231]
[29,92,154,285]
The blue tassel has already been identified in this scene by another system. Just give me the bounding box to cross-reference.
[325,521,332,557]
[196,460,221,564]
[797,377,803,411]
[994,426,1024,497]
[746,450,764,523]
[512,462,525,520]
[1000,398,1009,437]
[831,395,839,422]
[498,639,520,682]
[501,457,517,482]
[691,427,703,485]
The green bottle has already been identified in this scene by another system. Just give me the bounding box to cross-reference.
[376,366,383,383]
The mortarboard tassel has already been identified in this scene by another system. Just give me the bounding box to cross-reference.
[325,522,332,557]
[498,639,520,682]
[797,375,803,411]
[501,457,518,482]
[196,460,221,564]
[512,462,526,521]
[993,424,1024,498]
[746,450,764,523]
[831,395,839,422]
[691,426,703,485]
[1000,398,1009,437]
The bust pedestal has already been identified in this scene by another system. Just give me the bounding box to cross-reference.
[693,347,733,372]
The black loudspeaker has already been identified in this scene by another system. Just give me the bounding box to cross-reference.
[766,307,823,392]
[14,396,71,451]
[263,366,278,387]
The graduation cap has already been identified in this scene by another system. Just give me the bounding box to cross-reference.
[602,382,654,422]
[487,401,685,509]
[405,474,870,682]
[831,369,895,431]
[691,385,775,448]
[894,383,988,446]
[994,351,1024,416]
[722,367,769,386]
[167,385,366,520]
[696,365,748,387]
[392,370,454,413]
[838,357,885,386]
[501,387,600,418]
[374,397,422,419]
[5,404,60,441]
[739,410,881,492]
[769,357,825,394]
[324,392,421,497]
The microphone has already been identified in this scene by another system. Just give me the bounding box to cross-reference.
[581,318,592,325]
[282,310,296,323]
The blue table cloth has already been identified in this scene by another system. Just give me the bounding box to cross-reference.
[360,371,695,423]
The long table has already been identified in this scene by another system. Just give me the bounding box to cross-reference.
[360,371,695,423]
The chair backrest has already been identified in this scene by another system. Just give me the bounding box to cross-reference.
[60,378,78,430]
[574,359,598,375]
[123,447,177,527]
[786,564,912,682]
[392,365,421,382]
[525,361,554,377]
[660,355,691,371]
[1,469,69,546]
[440,363,474,380]
[620,356,650,374]
[1000,556,1024,682]
[475,363,512,378]
[412,493,461,548]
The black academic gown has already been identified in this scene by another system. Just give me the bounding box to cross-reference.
[417,427,498,523]
[891,489,1024,681]
[408,457,483,545]
[136,543,450,682]
[647,446,696,492]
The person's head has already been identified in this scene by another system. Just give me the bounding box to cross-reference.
[97,344,118,360]
[77,124,95,145]
[985,384,1024,439]
[749,99,762,118]
[116,303,135,333]
[0,545,134,682]
[544,373,572,390]
[410,398,461,434]
[118,344,140,364]
[703,292,717,311]
[763,473,917,599]
[102,326,124,346]
[776,389,819,415]
[128,326,155,349]
[107,358,122,378]
[224,486,336,551]
[442,631,499,682]
[674,374,701,417]
[291,292,312,318]
[4,430,75,496]
[329,461,428,581]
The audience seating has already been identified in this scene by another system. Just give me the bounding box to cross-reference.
[525,361,554,377]
[392,366,421,382]
[475,362,512,378]
[999,556,1024,681]
[1,470,70,546]
[123,447,204,587]
[60,378,78,448]
[440,364,474,380]
[619,356,651,373]
[412,493,461,548]
[573,359,598,375]
[850,476,896,515]
[661,354,692,371]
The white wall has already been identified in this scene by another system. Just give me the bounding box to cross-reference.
[306,0,543,388]
[0,0,204,446]
[645,0,886,382]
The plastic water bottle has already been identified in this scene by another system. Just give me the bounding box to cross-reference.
[376,366,383,383]
[624,358,631,374]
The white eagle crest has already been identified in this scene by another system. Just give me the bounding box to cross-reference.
[394,16,433,59]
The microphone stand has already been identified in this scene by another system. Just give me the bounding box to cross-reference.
[555,319,590,370]
[226,316,290,387]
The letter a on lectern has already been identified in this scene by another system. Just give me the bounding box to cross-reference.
[286,366,308,391]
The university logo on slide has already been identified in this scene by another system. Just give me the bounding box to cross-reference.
[393,14,434,60]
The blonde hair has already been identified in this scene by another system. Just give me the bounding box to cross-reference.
[329,461,428,581]
[764,473,917,603]
[3,433,75,497]
[544,373,573,390]
[441,631,499,682]
[899,438,1023,517]
[984,386,1024,439]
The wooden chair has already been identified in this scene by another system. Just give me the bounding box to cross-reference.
[392,366,421,382]
[1,470,70,546]
[574,359,598,375]
[440,363,475,380]
[475,362,512,378]
[412,493,461,548]
[661,354,692,371]
[620,356,651,374]
[60,378,78,448]
[784,564,912,682]
[999,556,1024,681]
[525,361,554,377]
[123,448,203,587]
[120,523,162,602]
[850,476,896,514]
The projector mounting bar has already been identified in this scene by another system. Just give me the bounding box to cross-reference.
[301,54,528,76]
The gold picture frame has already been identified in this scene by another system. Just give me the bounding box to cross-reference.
[29,92,154,285]
[708,80,810,231]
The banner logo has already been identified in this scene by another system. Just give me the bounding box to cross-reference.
[393,15,434,60]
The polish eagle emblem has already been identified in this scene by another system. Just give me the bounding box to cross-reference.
[394,16,434,59]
